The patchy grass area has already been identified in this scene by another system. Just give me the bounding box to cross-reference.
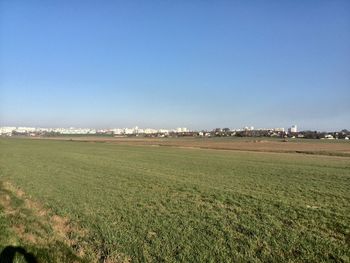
[0,138,349,262]
[0,181,94,262]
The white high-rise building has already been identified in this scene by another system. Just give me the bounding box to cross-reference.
[176,127,188,132]
[289,125,297,133]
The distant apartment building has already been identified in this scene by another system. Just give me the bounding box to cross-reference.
[0,126,16,135]
[158,129,169,134]
[53,128,96,134]
[111,128,123,135]
[288,125,297,133]
[15,127,36,134]
[144,128,158,134]
[243,126,255,131]
[176,127,188,133]
[124,128,135,135]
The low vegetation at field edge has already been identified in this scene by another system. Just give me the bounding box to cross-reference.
[0,138,349,262]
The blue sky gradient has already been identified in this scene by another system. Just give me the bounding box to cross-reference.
[1,1,349,130]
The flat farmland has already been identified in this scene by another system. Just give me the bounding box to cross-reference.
[36,136,350,156]
[0,138,349,262]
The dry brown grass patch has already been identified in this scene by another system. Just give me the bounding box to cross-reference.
[0,181,92,261]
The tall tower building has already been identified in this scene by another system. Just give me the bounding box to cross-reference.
[289,125,297,133]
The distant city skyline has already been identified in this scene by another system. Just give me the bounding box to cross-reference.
[1,1,349,131]
[0,124,347,133]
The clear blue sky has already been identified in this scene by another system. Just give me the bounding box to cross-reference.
[1,1,349,131]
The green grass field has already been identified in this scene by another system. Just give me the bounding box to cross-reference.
[0,138,349,262]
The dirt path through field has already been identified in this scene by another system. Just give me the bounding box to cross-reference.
[29,137,350,157]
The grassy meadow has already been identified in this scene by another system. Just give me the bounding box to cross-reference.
[0,138,349,262]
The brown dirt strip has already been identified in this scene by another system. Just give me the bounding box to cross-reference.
[29,137,350,157]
